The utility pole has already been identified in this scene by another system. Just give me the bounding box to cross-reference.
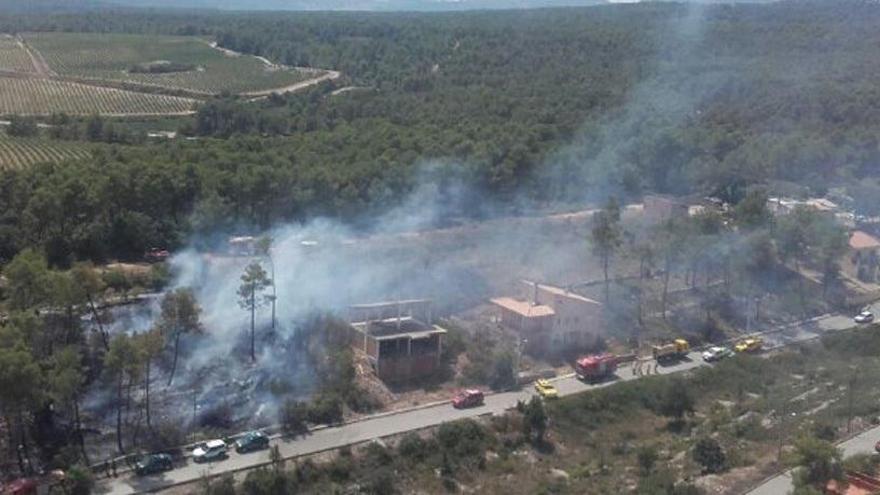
[847,368,857,434]
[777,397,787,464]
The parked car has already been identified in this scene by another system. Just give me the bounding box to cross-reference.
[235,431,270,453]
[701,346,734,362]
[192,439,228,463]
[534,379,559,399]
[855,310,874,323]
[134,453,173,476]
[452,389,484,409]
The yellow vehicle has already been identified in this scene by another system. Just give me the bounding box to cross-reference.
[652,339,690,362]
[734,337,763,353]
[534,379,559,399]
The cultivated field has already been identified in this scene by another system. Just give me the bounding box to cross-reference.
[0,76,197,116]
[0,133,90,170]
[0,35,36,74]
[24,32,314,95]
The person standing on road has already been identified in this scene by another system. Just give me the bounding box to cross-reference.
[111,459,117,478]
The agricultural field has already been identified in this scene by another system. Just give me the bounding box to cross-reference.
[0,132,90,170]
[24,32,316,95]
[0,35,36,74]
[0,76,197,116]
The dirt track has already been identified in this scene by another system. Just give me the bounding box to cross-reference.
[206,40,342,98]
[16,35,53,77]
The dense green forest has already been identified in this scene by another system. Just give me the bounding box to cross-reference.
[2,1,880,265]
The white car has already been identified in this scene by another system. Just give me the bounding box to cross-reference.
[855,311,874,324]
[701,346,733,362]
[192,439,228,463]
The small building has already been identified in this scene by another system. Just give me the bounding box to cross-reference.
[768,197,841,217]
[844,230,880,282]
[491,281,603,355]
[348,299,446,383]
[643,194,690,224]
[228,236,257,256]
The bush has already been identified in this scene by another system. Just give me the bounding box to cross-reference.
[436,419,492,465]
[281,399,309,436]
[7,115,38,137]
[308,394,343,425]
[692,437,726,474]
[362,442,393,469]
[145,420,187,452]
[325,453,354,483]
[843,452,880,476]
[812,422,837,442]
[66,465,94,495]
[202,475,236,495]
[656,378,695,425]
[363,467,397,495]
[637,445,658,475]
[397,432,431,463]
[242,468,293,495]
[490,351,518,391]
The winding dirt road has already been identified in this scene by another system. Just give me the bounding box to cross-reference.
[205,41,341,98]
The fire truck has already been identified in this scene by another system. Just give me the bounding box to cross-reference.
[574,353,618,382]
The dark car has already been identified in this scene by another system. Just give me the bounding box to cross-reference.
[134,453,173,476]
[235,431,270,453]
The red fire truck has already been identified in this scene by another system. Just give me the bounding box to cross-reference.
[575,353,618,383]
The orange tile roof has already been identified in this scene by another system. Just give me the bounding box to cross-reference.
[850,231,880,250]
[490,297,555,317]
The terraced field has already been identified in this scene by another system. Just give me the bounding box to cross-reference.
[0,35,36,74]
[0,76,197,116]
[0,133,90,170]
[24,32,314,95]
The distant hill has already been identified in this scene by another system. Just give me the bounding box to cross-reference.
[104,0,609,11]
[0,0,109,12]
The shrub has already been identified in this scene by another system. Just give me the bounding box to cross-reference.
[490,351,517,391]
[692,437,726,474]
[812,422,837,442]
[242,468,293,495]
[308,394,343,425]
[363,467,397,495]
[637,445,658,475]
[843,452,880,476]
[281,399,309,436]
[436,419,492,465]
[656,378,695,425]
[362,442,393,469]
[66,465,94,495]
[398,432,431,463]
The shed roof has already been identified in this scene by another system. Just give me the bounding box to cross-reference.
[490,297,555,317]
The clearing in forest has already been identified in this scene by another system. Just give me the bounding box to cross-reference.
[0,132,91,170]
[23,32,318,96]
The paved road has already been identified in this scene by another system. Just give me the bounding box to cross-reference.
[96,355,704,494]
[748,408,880,495]
[97,306,876,495]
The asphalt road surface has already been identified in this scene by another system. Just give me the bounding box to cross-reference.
[97,306,876,495]
[748,406,880,495]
